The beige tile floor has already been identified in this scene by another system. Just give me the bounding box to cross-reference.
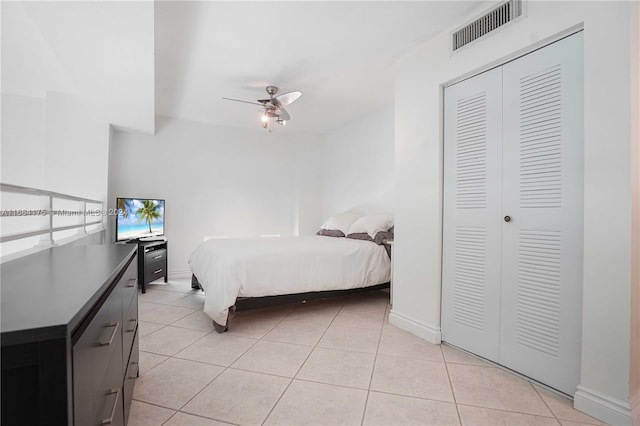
[130,279,605,426]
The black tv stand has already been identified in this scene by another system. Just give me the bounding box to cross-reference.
[133,240,168,293]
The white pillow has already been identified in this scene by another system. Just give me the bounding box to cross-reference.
[347,214,394,239]
[320,212,362,235]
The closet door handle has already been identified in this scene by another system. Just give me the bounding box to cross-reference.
[504,215,511,222]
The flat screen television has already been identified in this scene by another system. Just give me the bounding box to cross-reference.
[116,198,165,242]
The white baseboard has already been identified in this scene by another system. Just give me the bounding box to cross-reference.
[389,310,441,344]
[574,385,632,426]
[168,269,192,279]
[631,391,640,425]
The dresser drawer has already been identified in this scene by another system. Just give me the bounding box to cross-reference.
[73,284,123,425]
[92,340,125,426]
[121,258,138,315]
[145,262,166,282]
[123,330,139,424]
[145,248,166,263]
[122,293,138,367]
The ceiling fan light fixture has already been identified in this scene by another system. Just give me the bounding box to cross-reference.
[223,85,302,132]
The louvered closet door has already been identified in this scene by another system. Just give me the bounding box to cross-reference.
[499,32,583,395]
[441,67,503,361]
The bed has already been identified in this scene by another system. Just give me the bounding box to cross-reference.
[188,235,391,332]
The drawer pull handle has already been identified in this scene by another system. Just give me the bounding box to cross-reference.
[152,255,162,260]
[100,388,120,425]
[154,269,163,274]
[128,361,139,379]
[128,364,140,379]
[97,322,119,346]
[126,278,136,288]
[127,318,137,333]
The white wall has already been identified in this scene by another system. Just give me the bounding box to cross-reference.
[1,94,46,189]
[1,92,109,201]
[321,105,394,219]
[2,1,156,133]
[44,92,110,200]
[393,2,636,424]
[1,92,111,258]
[629,2,640,423]
[107,107,395,272]
[109,116,323,276]
[294,134,324,236]
[1,0,140,258]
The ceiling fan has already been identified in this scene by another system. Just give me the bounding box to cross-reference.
[223,86,302,132]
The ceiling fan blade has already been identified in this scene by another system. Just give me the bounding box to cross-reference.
[277,106,290,121]
[274,90,302,107]
[270,97,282,108]
[222,97,263,106]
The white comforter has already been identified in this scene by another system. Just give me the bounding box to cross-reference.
[188,236,391,325]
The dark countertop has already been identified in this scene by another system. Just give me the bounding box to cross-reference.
[1,244,136,346]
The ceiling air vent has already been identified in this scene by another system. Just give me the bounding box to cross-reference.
[452,0,523,52]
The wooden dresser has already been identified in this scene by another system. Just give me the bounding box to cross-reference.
[1,245,139,425]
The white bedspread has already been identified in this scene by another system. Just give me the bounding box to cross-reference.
[188,236,391,325]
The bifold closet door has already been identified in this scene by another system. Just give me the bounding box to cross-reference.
[499,33,584,395]
[441,67,503,362]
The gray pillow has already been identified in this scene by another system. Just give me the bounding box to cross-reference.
[374,230,394,245]
[346,232,374,242]
[317,229,345,237]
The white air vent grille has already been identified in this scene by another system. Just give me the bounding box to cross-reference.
[453,0,523,51]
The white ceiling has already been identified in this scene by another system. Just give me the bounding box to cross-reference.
[3,1,481,135]
[2,1,155,133]
[155,1,480,134]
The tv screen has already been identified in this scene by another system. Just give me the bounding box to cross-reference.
[116,198,165,242]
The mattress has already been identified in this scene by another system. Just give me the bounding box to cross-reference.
[188,236,391,326]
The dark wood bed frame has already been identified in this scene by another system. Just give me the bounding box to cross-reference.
[191,274,390,333]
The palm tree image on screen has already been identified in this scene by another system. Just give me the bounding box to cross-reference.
[117,198,132,218]
[137,200,162,233]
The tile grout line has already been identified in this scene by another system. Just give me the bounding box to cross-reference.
[138,289,396,424]
[139,326,211,358]
[138,323,167,340]
[359,302,390,425]
[137,285,266,423]
[442,347,464,426]
[169,307,284,418]
[532,382,607,426]
[141,284,589,425]
[135,344,225,416]
[161,409,239,426]
[162,301,313,423]
[139,309,200,327]
[133,354,171,378]
[530,382,563,425]
[455,401,559,419]
[361,387,459,405]
[260,297,348,425]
